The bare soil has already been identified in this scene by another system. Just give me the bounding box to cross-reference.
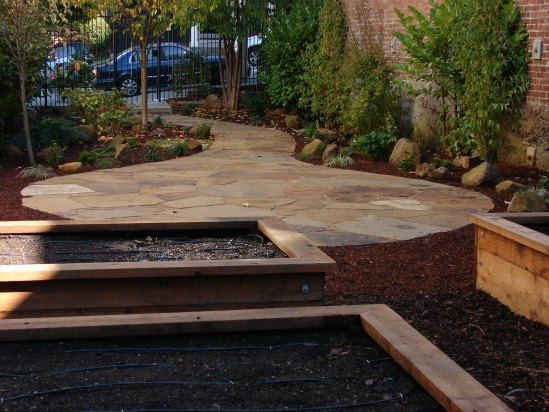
[0,108,547,411]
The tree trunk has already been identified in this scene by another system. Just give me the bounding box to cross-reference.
[221,37,242,111]
[139,40,148,131]
[18,67,35,167]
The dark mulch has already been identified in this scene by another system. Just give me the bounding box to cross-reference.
[0,108,548,411]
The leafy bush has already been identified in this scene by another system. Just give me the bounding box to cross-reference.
[326,155,354,168]
[143,140,163,161]
[261,0,322,111]
[126,137,138,149]
[431,156,454,171]
[398,155,416,172]
[297,152,314,161]
[80,17,111,49]
[153,115,163,125]
[63,89,132,136]
[339,146,353,157]
[351,132,396,161]
[17,165,55,180]
[179,103,198,116]
[303,123,317,139]
[193,123,211,139]
[94,157,113,169]
[245,96,266,117]
[50,57,95,93]
[172,51,212,99]
[78,146,113,165]
[10,118,89,150]
[43,144,65,167]
[170,141,189,157]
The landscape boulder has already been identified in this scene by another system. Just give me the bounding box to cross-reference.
[189,124,211,138]
[428,166,450,179]
[301,139,323,156]
[58,162,82,172]
[452,155,482,170]
[495,180,529,196]
[128,115,142,126]
[315,128,338,143]
[3,144,22,158]
[389,138,420,168]
[76,124,97,140]
[415,162,435,178]
[322,144,338,163]
[507,192,547,213]
[183,138,202,151]
[203,94,221,110]
[285,115,302,129]
[461,162,503,186]
[114,143,134,164]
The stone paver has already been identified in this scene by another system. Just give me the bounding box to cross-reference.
[22,114,493,246]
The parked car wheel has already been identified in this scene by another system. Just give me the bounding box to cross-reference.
[118,77,139,97]
[248,47,260,67]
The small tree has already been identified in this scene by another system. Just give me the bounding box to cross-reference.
[0,0,51,166]
[175,0,273,110]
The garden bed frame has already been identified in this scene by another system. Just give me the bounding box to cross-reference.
[469,212,549,326]
[0,217,334,319]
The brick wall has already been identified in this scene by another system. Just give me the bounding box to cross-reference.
[341,0,549,106]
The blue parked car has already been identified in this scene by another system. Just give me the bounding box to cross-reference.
[92,42,221,96]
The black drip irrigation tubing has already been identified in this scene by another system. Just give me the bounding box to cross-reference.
[66,343,318,354]
[60,364,176,373]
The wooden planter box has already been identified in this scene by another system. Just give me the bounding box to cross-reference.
[0,218,334,319]
[469,213,549,326]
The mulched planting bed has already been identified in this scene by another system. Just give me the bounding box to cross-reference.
[1,105,548,410]
[0,230,284,265]
[0,328,442,412]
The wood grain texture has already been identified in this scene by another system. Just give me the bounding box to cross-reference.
[360,306,513,412]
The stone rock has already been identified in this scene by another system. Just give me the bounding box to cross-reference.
[58,162,82,172]
[453,155,482,170]
[37,147,54,159]
[315,128,338,142]
[3,144,22,158]
[285,115,302,129]
[322,144,338,163]
[203,94,221,110]
[111,135,127,147]
[428,166,450,179]
[507,192,547,213]
[114,143,134,164]
[389,138,420,168]
[301,139,323,156]
[131,124,143,133]
[184,138,202,151]
[274,107,287,115]
[415,162,435,178]
[189,124,211,138]
[495,180,529,195]
[461,162,503,186]
[76,124,97,140]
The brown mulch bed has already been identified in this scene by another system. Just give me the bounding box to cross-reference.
[0,108,548,411]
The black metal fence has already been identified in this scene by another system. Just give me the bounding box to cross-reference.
[34,15,262,107]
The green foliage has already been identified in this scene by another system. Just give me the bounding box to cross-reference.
[351,132,396,161]
[299,0,347,127]
[326,154,354,168]
[304,123,317,139]
[79,16,111,48]
[179,103,198,116]
[9,117,89,150]
[193,123,211,139]
[172,51,213,99]
[43,143,65,167]
[339,48,401,136]
[297,152,314,161]
[431,156,454,171]
[143,140,163,161]
[525,174,549,204]
[398,155,416,172]
[339,146,353,157]
[261,0,321,111]
[126,137,138,149]
[63,89,132,136]
[94,157,113,169]
[245,96,266,118]
[78,145,113,165]
[50,57,95,93]
[170,141,189,157]
[17,165,55,180]
[394,0,530,158]
[153,115,163,125]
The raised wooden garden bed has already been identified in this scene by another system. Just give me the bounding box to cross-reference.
[469,213,549,326]
[0,218,334,319]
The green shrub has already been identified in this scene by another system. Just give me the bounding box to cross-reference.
[179,103,198,116]
[261,0,322,111]
[78,146,113,165]
[398,155,416,172]
[143,140,163,161]
[170,141,189,157]
[297,152,314,161]
[304,123,317,139]
[193,123,211,139]
[126,137,138,149]
[17,165,55,180]
[326,155,354,168]
[351,132,396,161]
[94,157,113,169]
[62,89,132,136]
[245,96,266,117]
[153,115,163,125]
[9,118,89,150]
[431,156,454,171]
[43,144,65,167]
[339,146,353,157]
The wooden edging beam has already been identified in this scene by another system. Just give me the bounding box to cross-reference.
[360,305,512,412]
